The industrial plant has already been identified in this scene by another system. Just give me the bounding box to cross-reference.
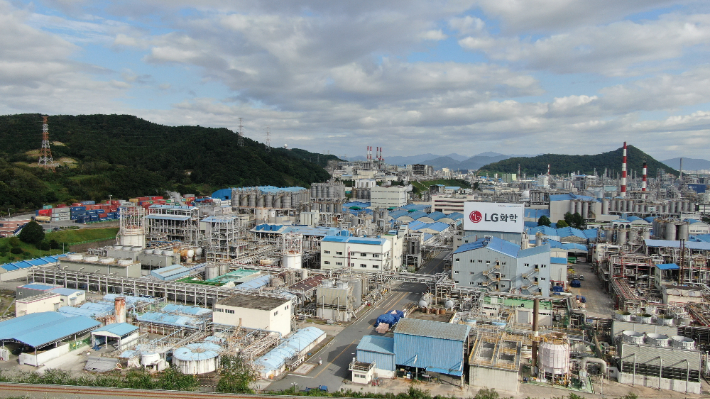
[2,141,710,398]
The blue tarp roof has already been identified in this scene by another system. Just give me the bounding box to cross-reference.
[656,263,679,270]
[92,323,138,337]
[255,327,325,374]
[0,312,99,348]
[50,288,83,296]
[322,236,387,245]
[162,304,212,316]
[236,274,271,290]
[357,335,394,354]
[645,239,710,251]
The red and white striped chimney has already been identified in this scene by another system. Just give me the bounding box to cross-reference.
[642,161,647,192]
[547,164,550,175]
[620,142,627,198]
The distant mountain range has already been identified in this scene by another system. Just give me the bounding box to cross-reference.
[345,152,538,171]
[479,145,677,177]
[662,157,710,171]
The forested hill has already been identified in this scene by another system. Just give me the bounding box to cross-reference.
[478,145,677,177]
[0,114,338,210]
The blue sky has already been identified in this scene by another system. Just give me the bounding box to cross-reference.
[2,0,710,160]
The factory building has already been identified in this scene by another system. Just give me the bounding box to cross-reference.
[394,318,470,377]
[370,186,408,209]
[431,193,477,214]
[0,254,65,282]
[254,327,326,379]
[91,323,139,351]
[352,179,376,201]
[452,237,551,296]
[468,330,522,393]
[145,205,201,245]
[213,294,292,337]
[59,254,141,278]
[15,293,61,317]
[549,194,601,223]
[50,287,85,307]
[354,335,396,380]
[320,236,392,272]
[230,186,311,215]
[311,181,347,213]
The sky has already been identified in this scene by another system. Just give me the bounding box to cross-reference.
[2,1,710,160]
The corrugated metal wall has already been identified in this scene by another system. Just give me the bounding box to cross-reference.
[394,333,465,376]
[357,349,396,371]
[620,343,701,370]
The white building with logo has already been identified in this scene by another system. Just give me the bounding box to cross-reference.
[321,236,392,272]
[463,202,525,245]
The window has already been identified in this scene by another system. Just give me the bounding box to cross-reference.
[336,251,343,255]
[455,280,459,284]
[455,258,460,262]
[274,311,279,316]
[541,265,547,268]
[478,260,483,263]
[324,250,331,254]
[373,265,379,269]
[373,254,379,258]
[478,282,483,286]
[360,264,367,268]
[534,264,539,269]
[486,261,490,264]
[470,259,473,263]
[454,270,459,274]
[324,261,330,264]
[360,253,367,256]
[336,262,343,266]
[524,263,530,267]
[470,271,475,274]
[541,277,546,281]
[351,263,355,267]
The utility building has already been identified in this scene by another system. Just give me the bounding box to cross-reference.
[320,236,392,272]
[213,294,292,337]
[393,318,470,378]
[452,237,551,296]
[370,186,408,209]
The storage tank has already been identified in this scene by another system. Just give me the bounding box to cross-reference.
[602,199,609,215]
[321,279,334,288]
[100,257,115,264]
[283,193,291,209]
[670,336,695,350]
[205,265,219,280]
[219,263,229,276]
[642,228,651,240]
[445,299,455,309]
[678,223,689,240]
[539,340,570,375]
[114,296,126,323]
[172,342,221,374]
[582,202,589,219]
[419,293,433,308]
[282,252,303,269]
[622,330,644,345]
[617,229,627,245]
[141,352,161,366]
[68,254,84,261]
[628,229,638,243]
[646,333,669,347]
[665,223,677,240]
[248,193,256,208]
[255,208,268,221]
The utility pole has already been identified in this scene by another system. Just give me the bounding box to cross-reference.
[38,115,56,171]
[265,127,271,152]
[238,118,244,147]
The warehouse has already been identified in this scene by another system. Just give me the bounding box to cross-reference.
[15,293,61,316]
[91,323,139,351]
[0,312,100,366]
[393,318,470,379]
[355,335,396,379]
[49,287,85,307]
[16,283,58,300]
[213,294,292,337]
[254,327,326,379]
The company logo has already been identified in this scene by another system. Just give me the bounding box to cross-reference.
[469,210,482,223]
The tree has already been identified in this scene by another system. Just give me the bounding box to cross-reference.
[216,355,259,394]
[537,215,551,226]
[556,220,569,228]
[18,221,45,246]
[474,388,500,399]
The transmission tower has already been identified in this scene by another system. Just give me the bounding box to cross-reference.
[265,127,271,152]
[38,115,55,171]
[237,117,244,147]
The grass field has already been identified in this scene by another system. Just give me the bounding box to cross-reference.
[0,227,118,264]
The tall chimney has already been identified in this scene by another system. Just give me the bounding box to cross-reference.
[620,142,627,198]
[642,161,647,192]
[547,164,550,176]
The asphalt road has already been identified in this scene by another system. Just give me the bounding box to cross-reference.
[418,250,449,275]
[265,282,425,393]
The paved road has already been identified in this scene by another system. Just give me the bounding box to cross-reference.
[265,282,425,393]
[569,261,614,318]
[418,250,449,275]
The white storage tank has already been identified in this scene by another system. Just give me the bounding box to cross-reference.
[670,336,695,350]
[118,259,133,266]
[282,252,303,269]
[172,342,221,374]
[622,331,644,345]
[645,333,670,347]
[205,265,219,280]
[218,263,229,276]
[539,340,570,375]
[141,352,161,366]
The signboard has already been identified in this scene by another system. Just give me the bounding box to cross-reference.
[463,202,524,233]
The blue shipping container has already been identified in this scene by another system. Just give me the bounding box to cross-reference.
[70,206,86,211]
[81,201,96,205]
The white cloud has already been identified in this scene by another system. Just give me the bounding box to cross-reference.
[419,30,448,41]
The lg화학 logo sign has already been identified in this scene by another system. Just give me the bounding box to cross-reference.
[468,210,518,224]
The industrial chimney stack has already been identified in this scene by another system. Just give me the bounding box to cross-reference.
[620,142,627,198]
[642,161,647,192]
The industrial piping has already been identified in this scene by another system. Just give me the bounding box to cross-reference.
[621,142,627,198]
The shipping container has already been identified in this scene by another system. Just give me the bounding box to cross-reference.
[129,198,139,203]
[81,201,96,205]
[56,204,68,208]
[42,205,53,210]
[70,206,86,211]
[35,216,51,223]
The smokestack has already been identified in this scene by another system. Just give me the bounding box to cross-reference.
[620,142,627,198]
[642,161,647,192]
[114,296,126,324]
[547,164,550,176]
[532,297,540,373]
[680,157,683,182]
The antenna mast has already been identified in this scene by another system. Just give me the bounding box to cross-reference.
[38,115,55,171]
[238,117,244,147]
[265,127,271,152]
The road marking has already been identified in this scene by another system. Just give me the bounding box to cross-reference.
[313,338,357,378]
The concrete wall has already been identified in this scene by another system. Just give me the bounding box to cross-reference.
[469,365,519,393]
[618,373,700,395]
[19,343,70,367]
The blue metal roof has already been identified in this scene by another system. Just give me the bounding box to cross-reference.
[50,288,83,296]
[344,201,371,208]
[322,235,387,245]
[645,239,710,251]
[236,274,271,290]
[162,304,212,316]
[20,283,57,291]
[582,229,599,239]
[145,214,191,221]
[255,327,325,374]
[656,263,679,270]
[425,212,447,221]
[447,212,463,220]
[404,211,427,220]
[388,210,409,219]
[644,216,656,223]
[556,227,587,239]
[174,342,222,361]
[544,240,588,252]
[103,294,158,309]
[551,257,568,264]
[407,220,427,231]
[0,312,100,348]
[201,216,238,223]
[357,335,394,354]
[136,312,206,328]
[92,323,138,337]
[1,254,66,272]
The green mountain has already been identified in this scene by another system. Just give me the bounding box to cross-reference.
[0,113,338,210]
[478,145,677,177]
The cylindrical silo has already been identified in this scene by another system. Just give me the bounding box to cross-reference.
[311,186,317,198]
[617,230,627,245]
[602,199,609,215]
[629,229,638,243]
[582,202,589,219]
[172,342,221,374]
[248,193,256,208]
[205,265,219,280]
[257,195,264,208]
[283,193,291,209]
[539,340,570,376]
[665,223,677,240]
[678,223,689,240]
[265,194,273,209]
